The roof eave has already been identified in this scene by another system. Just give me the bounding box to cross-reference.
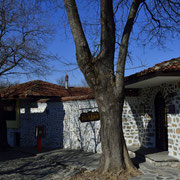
[125,71,180,88]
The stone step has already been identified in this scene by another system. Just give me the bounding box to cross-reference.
[128,146,180,167]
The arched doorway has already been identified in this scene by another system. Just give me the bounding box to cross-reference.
[154,92,168,151]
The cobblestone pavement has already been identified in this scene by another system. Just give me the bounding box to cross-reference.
[130,162,180,180]
[0,148,180,180]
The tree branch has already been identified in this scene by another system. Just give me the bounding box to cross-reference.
[0,0,57,79]
[98,0,115,60]
[0,57,23,76]
[116,0,144,93]
[114,0,124,15]
[143,1,161,27]
[64,0,96,87]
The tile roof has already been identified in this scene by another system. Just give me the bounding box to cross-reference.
[125,57,180,81]
[0,57,179,101]
[0,80,93,101]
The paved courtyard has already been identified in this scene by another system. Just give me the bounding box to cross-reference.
[0,148,180,180]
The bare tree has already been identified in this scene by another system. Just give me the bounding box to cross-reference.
[0,80,19,89]
[0,0,56,149]
[0,0,56,78]
[64,0,180,177]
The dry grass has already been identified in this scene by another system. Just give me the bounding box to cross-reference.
[69,168,142,180]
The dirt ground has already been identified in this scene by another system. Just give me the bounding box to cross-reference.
[70,168,142,180]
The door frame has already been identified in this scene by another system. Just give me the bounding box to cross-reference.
[154,92,168,151]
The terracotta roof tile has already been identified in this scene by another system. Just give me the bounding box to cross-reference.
[61,94,95,101]
[0,80,93,100]
[125,57,180,81]
[1,57,179,100]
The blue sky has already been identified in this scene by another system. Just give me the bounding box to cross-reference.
[7,1,180,86]
[12,34,179,87]
[42,35,179,86]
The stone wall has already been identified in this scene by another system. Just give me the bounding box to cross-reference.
[122,97,141,147]
[7,81,180,160]
[8,100,65,148]
[7,128,19,147]
[123,82,180,160]
[142,82,180,160]
[165,83,180,159]
[63,99,101,153]
[62,95,155,152]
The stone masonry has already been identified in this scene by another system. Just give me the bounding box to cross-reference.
[63,81,180,160]
[7,81,180,160]
[122,82,180,160]
[8,100,65,148]
[63,99,101,153]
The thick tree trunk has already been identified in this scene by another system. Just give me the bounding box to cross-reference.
[64,0,142,176]
[95,91,137,173]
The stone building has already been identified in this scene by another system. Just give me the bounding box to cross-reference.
[123,57,180,159]
[0,80,94,148]
[63,57,180,160]
[0,57,180,160]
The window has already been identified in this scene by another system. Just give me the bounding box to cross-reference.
[3,101,16,121]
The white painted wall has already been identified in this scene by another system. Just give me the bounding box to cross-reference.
[63,99,101,153]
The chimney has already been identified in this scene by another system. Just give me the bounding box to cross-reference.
[65,74,68,89]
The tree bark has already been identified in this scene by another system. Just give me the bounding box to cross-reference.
[64,0,142,175]
[94,84,136,173]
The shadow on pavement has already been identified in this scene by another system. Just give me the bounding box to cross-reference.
[0,147,36,162]
[0,149,100,180]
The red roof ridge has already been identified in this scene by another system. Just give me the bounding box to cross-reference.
[61,94,94,101]
[0,80,92,100]
[126,57,180,81]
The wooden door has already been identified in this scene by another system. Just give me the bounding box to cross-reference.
[155,92,168,151]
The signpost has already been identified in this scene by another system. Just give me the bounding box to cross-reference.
[79,111,100,122]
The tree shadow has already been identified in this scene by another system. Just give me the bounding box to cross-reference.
[65,116,101,153]
[0,156,66,179]
[7,99,65,149]
[63,100,101,153]
[74,119,101,153]
[124,96,157,167]
[0,149,100,179]
[130,147,162,168]
[0,148,36,162]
